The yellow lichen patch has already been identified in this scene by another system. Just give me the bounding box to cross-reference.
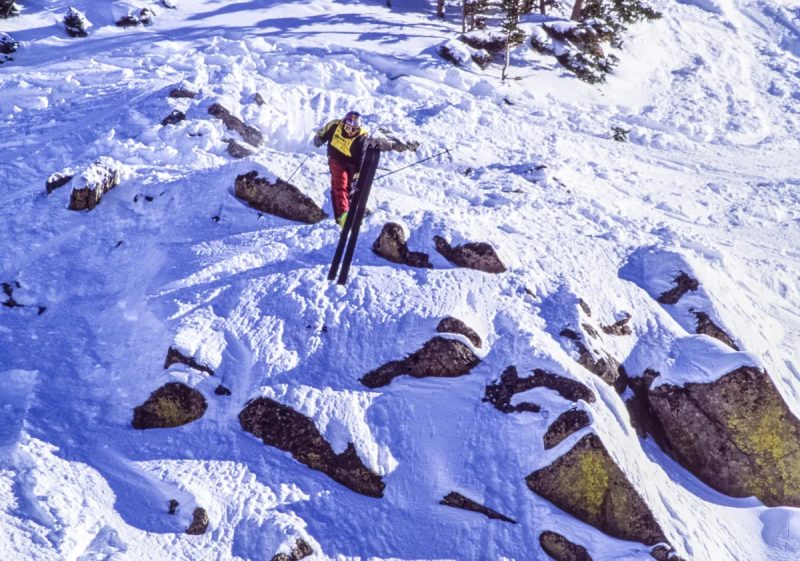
[154,397,192,427]
[556,446,611,523]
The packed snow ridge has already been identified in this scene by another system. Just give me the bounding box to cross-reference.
[1,1,800,560]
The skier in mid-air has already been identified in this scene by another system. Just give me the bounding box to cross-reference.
[313,111,368,228]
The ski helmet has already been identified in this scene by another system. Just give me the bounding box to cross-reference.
[343,111,362,135]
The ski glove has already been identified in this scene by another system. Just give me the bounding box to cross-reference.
[313,135,324,148]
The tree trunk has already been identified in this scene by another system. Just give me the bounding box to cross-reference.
[462,1,467,33]
[437,0,445,19]
[540,0,546,14]
[571,0,584,20]
[502,35,510,81]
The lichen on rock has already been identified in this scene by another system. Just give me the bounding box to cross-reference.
[132,382,207,429]
[527,433,666,545]
[646,366,800,507]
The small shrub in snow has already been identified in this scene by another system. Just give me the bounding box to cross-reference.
[461,30,508,56]
[0,0,19,19]
[541,20,619,83]
[0,32,18,63]
[64,7,91,38]
[438,39,491,70]
[612,126,630,141]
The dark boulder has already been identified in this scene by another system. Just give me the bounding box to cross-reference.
[440,492,516,523]
[164,346,214,376]
[186,507,209,535]
[240,398,384,497]
[645,366,800,507]
[68,157,121,211]
[693,310,738,350]
[484,366,595,414]
[527,433,666,545]
[132,383,207,429]
[214,385,232,396]
[543,409,592,449]
[208,102,263,147]
[226,139,254,159]
[434,235,506,274]
[560,328,625,392]
[372,223,432,268]
[169,88,197,99]
[436,316,482,348]
[360,336,480,388]
[657,272,698,305]
[46,171,74,194]
[234,171,326,224]
[601,313,632,336]
[161,109,186,126]
[539,531,593,561]
[115,8,154,27]
[271,538,314,561]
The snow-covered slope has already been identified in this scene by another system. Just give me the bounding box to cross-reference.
[2,0,800,560]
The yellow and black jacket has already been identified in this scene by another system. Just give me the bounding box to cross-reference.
[316,119,369,173]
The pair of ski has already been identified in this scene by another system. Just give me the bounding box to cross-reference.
[327,144,381,286]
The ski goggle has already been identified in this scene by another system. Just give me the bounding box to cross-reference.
[343,123,360,134]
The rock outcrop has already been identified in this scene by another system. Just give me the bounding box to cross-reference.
[46,171,74,193]
[560,328,625,392]
[483,366,595,414]
[440,492,516,523]
[543,409,591,449]
[693,310,738,350]
[186,507,209,535]
[234,171,326,224]
[132,383,207,429]
[161,109,185,126]
[372,223,432,268]
[240,397,384,497]
[169,88,197,99]
[208,103,263,147]
[539,531,593,561]
[433,236,506,274]
[270,538,313,561]
[601,313,632,336]
[115,7,154,27]
[360,336,480,388]
[68,157,122,211]
[527,433,666,545]
[164,346,214,376]
[638,366,800,507]
[436,317,482,348]
[657,272,698,305]
[226,139,253,159]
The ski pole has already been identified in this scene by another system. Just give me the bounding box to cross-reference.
[374,148,452,181]
[287,153,312,183]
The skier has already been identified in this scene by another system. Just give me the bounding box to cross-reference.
[313,111,369,228]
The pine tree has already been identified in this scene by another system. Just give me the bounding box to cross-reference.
[500,0,524,80]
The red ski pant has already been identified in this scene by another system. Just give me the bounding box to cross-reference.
[329,159,354,219]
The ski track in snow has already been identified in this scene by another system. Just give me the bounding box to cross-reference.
[1,0,800,559]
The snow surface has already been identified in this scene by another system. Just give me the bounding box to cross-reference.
[1,0,800,560]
